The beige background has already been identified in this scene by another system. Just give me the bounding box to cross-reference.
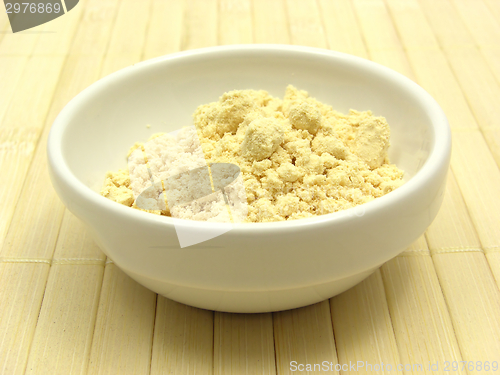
[0,0,500,374]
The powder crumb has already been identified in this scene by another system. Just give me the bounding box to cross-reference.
[288,102,321,135]
[101,85,404,223]
[242,117,285,161]
[101,169,134,206]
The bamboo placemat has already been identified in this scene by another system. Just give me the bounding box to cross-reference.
[1,0,499,374]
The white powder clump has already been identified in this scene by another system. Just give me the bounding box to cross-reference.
[103,126,247,222]
[128,127,206,199]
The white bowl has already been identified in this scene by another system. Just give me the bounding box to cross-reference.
[47,45,451,313]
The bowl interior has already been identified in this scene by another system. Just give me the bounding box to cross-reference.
[58,47,434,193]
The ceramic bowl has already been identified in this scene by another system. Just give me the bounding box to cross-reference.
[47,45,451,313]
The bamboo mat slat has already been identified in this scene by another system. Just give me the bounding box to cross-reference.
[481,40,500,81]
[24,264,103,375]
[214,312,275,375]
[0,5,9,42]
[381,238,466,374]
[317,0,368,59]
[286,0,327,49]
[87,264,157,375]
[425,173,482,252]
[487,252,500,289]
[252,0,289,44]
[431,253,500,366]
[475,0,500,87]
[182,0,218,50]
[483,128,500,170]
[0,193,62,375]
[142,0,183,60]
[0,24,42,56]
[380,1,479,132]
[406,48,479,131]
[100,0,154,77]
[330,270,402,374]
[31,5,83,57]
[385,0,499,133]
[51,212,106,262]
[27,216,106,375]
[352,0,416,81]
[0,55,68,251]
[219,0,253,45]
[69,0,120,57]
[1,1,500,374]
[483,0,500,24]
[452,0,500,48]
[383,0,476,123]
[150,298,213,375]
[0,61,92,260]
[450,132,500,250]
[0,57,28,125]
[0,263,50,375]
[426,172,500,366]
[273,301,339,375]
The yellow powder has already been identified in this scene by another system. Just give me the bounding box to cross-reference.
[100,169,134,207]
[101,85,404,223]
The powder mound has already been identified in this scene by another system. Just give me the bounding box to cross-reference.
[349,116,390,169]
[101,85,405,223]
[242,117,285,161]
[289,102,321,135]
[193,90,269,138]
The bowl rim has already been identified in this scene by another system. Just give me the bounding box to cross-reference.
[47,44,451,231]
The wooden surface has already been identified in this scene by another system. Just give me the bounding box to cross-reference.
[1,0,500,374]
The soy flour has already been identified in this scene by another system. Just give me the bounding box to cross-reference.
[101,85,404,222]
